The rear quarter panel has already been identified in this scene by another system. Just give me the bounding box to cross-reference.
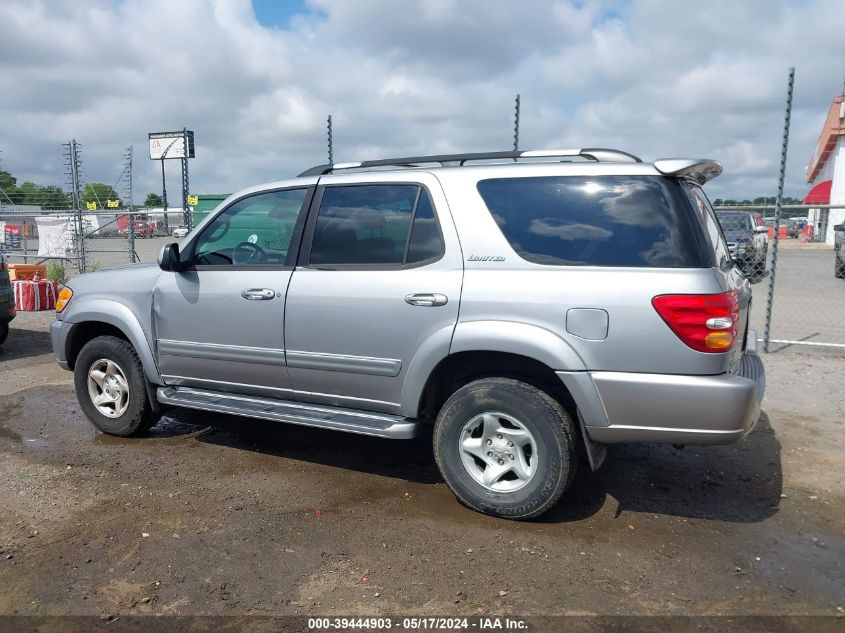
[435,165,738,375]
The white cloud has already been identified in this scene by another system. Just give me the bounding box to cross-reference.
[0,0,842,201]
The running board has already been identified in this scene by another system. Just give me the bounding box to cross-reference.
[156,386,421,439]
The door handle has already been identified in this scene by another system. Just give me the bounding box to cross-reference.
[405,293,448,307]
[241,288,276,301]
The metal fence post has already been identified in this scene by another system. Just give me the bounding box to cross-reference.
[327,115,333,165]
[181,128,191,231]
[125,146,137,263]
[763,67,795,353]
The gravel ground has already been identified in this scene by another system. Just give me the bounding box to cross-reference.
[0,310,843,621]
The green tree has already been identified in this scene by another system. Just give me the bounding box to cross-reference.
[144,192,163,208]
[17,181,39,203]
[0,170,22,204]
[38,185,71,209]
[81,182,121,209]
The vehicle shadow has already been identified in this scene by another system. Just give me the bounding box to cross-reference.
[0,323,54,363]
[542,411,782,524]
[172,408,442,484]
[168,408,782,524]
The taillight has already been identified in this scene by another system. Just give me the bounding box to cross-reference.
[652,292,740,353]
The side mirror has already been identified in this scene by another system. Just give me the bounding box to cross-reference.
[754,225,769,233]
[158,243,181,272]
[834,225,845,232]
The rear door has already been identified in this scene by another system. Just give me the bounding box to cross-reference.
[688,185,752,361]
[284,173,463,414]
[153,186,312,397]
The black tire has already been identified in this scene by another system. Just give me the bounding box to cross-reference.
[433,377,578,520]
[73,335,158,436]
[835,255,845,279]
[0,321,8,346]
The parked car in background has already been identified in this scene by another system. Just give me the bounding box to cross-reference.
[50,148,765,520]
[0,251,15,346]
[835,223,845,279]
[131,219,153,239]
[171,227,189,239]
[715,210,768,278]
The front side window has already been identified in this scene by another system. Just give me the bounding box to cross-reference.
[310,184,444,266]
[193,188,308,266]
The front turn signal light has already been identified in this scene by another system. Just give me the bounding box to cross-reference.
[55,287,73,313]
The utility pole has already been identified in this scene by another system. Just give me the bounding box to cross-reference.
[63,139,85,273]
[124,146,137,263]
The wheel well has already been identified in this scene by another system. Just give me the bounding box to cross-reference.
[417,351,576,423]
[66,321,129,370]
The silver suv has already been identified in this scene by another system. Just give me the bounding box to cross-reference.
[50,149,765,519]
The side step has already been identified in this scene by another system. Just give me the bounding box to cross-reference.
[156,386,421,439]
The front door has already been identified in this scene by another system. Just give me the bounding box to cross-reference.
[284,176,463,414]
[153,186,312,397]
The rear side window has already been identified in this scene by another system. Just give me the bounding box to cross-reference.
[477,176,710,267]
[310,184,444,266]
[689,186,730,269]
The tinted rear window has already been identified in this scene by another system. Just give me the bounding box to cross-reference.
[477,176,710,267]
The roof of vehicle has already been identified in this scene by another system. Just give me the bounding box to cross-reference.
[297,149,722,185]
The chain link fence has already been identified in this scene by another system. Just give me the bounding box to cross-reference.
[0,207,185,278]
[716,205,845,352]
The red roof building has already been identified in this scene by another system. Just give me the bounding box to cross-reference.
[805,95,845,244]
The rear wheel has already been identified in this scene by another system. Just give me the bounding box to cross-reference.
[73,335,158,436]
[433,377,578,519]
[0,321,8,346]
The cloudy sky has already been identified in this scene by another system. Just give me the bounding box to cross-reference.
[1,0,843,201]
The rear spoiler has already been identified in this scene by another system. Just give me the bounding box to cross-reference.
[653,159,722,185]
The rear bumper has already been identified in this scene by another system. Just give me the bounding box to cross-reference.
[573,351,765,446]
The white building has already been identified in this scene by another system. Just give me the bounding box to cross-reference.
[805,94,845,244]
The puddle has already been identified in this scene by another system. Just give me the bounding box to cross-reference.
[756,527,845,604]
[93,413,207,446]
[0,426,22,441]
[21,436,52,448]
[0,425,53,449]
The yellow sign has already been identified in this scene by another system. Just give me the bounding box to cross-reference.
[106,199,119,208]
[187,195,198,206]
[86,201,97,210]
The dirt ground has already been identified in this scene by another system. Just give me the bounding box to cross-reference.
[0,311,843,621]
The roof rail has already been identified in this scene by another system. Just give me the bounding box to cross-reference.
[298,147,641,177]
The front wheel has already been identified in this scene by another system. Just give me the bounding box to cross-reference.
[73,335,158,436]
[835,255,845,279]
[433,377,578,520]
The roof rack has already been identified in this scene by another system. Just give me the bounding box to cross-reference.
[298,148,642,177]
